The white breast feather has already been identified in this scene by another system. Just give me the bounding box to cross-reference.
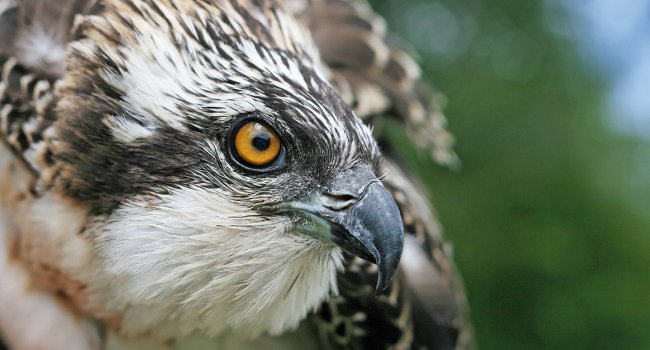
[82,186,343,339]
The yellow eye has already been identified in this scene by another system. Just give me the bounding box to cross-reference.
[233,121,281,167]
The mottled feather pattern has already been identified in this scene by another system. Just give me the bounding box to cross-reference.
[0,0,472,349]
[314,255,415,350]
[0,57,57,184]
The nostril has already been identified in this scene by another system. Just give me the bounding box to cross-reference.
[326,193,356,202]
[320,192,358,210]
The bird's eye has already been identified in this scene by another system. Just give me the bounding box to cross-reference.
[232,120,282,168]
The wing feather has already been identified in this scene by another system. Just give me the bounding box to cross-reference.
[0,0,99,191]
[295,0,459,167]
[299,1,472,347]
[383,159,473,349]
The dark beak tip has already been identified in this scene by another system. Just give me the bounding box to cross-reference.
[375,279,391,296]
[375,268,398,295]
[374,242,404,295]
[372,223,404,295]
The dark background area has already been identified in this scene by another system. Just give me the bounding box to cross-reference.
[370,0,650,349]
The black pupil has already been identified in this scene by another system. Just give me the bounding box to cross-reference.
[252,132,270,151]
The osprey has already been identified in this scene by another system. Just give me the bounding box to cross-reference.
[0,0,471,349]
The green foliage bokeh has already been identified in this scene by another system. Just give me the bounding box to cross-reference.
[370,0,650,349]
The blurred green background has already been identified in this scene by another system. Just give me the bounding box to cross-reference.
[369,0,650,349]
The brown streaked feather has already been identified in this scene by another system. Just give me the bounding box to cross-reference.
[0,56,59,193]
[296,0,460,167]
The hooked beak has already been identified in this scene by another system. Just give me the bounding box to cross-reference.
[266,166,404,295]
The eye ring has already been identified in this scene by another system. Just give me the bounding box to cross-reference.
[228,118,286,172]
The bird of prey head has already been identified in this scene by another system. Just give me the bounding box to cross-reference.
[27,0,405,338]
